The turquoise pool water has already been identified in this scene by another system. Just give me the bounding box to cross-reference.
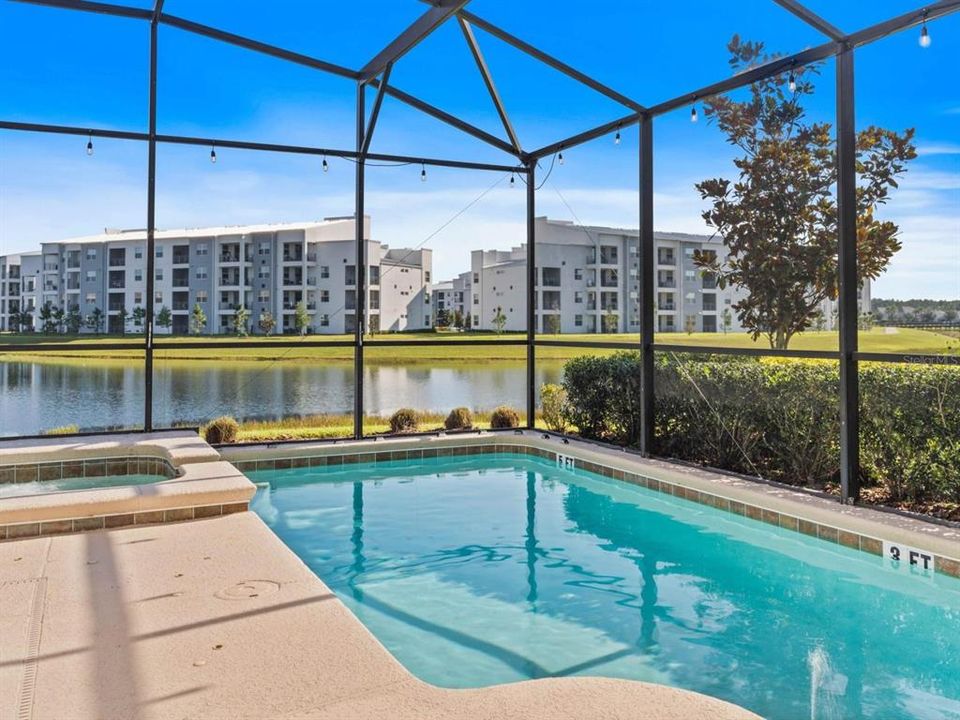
[250,454,960,720]
[0,473,165,499]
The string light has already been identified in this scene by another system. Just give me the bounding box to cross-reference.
[558,148,564,165]
[322,155,329,173]
[919,11,931,47]
[614,126,621,145]
[788,69,797,93]
[210,142,217,164]
[690,104,698,123]
[510,173,515,187]
[86,132,93,156]
[420,162,427,182]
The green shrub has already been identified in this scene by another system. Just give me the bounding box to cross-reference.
[444,407,473,430]
[540,384,569,432]
[389,408,419,434]
[203,415,239,444]
[560,352,960,509]
[490,405,521,429]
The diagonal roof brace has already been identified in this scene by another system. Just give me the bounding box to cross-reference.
[770,0,845,41]
[359,0,471,84]
[360,64,393,157]
[458,10,645,114]
[151,0,163,23]
[458,17,522,155]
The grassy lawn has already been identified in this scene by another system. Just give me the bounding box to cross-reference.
[0,327,954,364]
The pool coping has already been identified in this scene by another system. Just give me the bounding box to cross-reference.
[221,430,960,579]
[0,432,255,539]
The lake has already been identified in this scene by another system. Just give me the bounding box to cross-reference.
[0,359,565,436]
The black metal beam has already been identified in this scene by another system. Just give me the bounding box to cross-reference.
[144,16,158,432]
[369,79,520,157]
[459,10,645,113]
[771,0,845,40]
[638,115,655,456]
[458,17,522,155]
[354,84,366,441]
[846,0,960,47]
[151,0,163,22]
[359,0,470,83]
[0,119,523,172]
[10,0,151,20]
[158,13,358,80]
[360,64,392,158]
[530,112,638,160]
[836,47,860,504]
[526,161,536,429]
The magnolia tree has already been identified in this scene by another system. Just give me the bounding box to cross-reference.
[694,36,916,349]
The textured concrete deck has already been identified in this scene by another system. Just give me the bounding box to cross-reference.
[0,512,757,720]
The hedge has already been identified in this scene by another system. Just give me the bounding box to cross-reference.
[561,352,960,509]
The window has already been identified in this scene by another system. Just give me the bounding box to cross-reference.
[134,269,142,282]
[134,291,142,304]
[345,265,356,285]
[196,267,208,280]
[685,270,696,279]
[320,289,329,303]
[85,292,96,305]
[574,268,583,280]
[197,243,208,256]
[473,315,479,326]
[370,290,380,310]
[258,290,270,303]
[369,266,380,285]
[86,248,97,260]
[85,270,96,282]
[259,242,270,255]
[196,290,208,303]
[542,267,561,287]
[575,314,583,327]
[156,246,164,258]
[134,247,143,260]
[155,268,164,281]
[473,273,479,284]
[319,314,329,327]
[600,245,618,264]
[424,293,430,304]
[473,293,479,305]
[320,265,329,279]
[425,271,431,283]
[154,291,162,304]
[574,291,584,304]
[258,267,270,279]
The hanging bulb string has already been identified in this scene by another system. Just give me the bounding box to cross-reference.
[515,153,557,192]
[86,132,94,156]
[919,10,931,47]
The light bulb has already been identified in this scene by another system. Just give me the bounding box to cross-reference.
[510,174,515,187]
[690,106,698,123]
[920,23,931,47]
[210,144,217,163]
[420,164,427,182]
[788,72,797,92]
[614,130,621,145]
[558,151,564,165]
[322,157,329,173]
[86,135,93,156]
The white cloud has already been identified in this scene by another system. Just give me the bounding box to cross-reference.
[916,142,960,156]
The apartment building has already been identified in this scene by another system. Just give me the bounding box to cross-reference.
[463,217,868,334]
[0,252,41,331]
[2,217,433,335]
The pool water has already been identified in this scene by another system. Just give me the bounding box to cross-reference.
[250,454,960,720]
[0,474,166,499]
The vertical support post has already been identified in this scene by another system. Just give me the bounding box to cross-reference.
[836,47,860,503]
[525,161,536,429]
[354,84,366,440]
[638,114,655,455]
[144,19,158,432]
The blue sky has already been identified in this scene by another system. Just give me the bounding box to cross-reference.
[0,0,957,299]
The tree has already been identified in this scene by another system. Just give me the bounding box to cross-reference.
[117,306,128,335]
[694,36,916,349]
[39,302,57,334]
[812,310,827,332]
[53,306,65,334]
[452,309,464,330]
[190,302,207,335]
[436,308,450,328]
[131,306,146,332]
[156,306,172,333]
[722,308,733,334]
[65,304,83,334]
[258,311,276,336]
[294,300,310,336]
[233,305,251,337]
[492,306,506,335]
[685,315,696,335]
[86,307,104,334]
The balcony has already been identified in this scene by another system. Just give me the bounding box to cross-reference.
[172,254,190,265]
[109,258,125,267]
[658,302,675,311]
[220,253,240,263]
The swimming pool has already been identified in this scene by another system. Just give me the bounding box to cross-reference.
[0,473,167,499]
[250,452,960,720]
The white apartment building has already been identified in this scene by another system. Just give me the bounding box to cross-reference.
[460,217,868,334]
[1,217,433,335]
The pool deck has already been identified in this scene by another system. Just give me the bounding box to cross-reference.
[0,511,758,720]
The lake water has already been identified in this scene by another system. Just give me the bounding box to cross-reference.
[0,360,564,436]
